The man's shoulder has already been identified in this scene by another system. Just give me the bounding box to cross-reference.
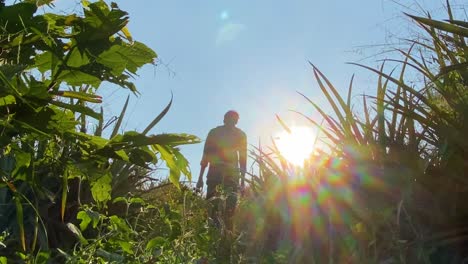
[209,125,245,138]
[235,127,246,138]
[209,126,224,134]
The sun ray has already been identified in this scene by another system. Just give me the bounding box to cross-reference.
[274,126,316,166]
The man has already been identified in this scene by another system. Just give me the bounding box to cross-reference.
[196,110,247,229]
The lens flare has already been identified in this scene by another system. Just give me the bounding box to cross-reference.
[220,10,229,21]
[274,126,316,166]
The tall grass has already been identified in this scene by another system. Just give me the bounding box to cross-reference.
[242,2,468,263]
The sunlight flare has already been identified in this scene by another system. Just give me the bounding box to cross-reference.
[274,126,316,166]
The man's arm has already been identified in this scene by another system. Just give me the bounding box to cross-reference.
[197,130,214,189]
[239,132,247,187]
[196,164,206,190]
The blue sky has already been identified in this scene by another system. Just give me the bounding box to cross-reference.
[47,0,457,182]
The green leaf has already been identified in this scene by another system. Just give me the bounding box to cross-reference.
[129,197,145,205]
[77,210,101,231]
[57,70,102,87]
[111,95,130,138]
[408,14,468,37]
[0,256,7,264]
[54,90,102,103]
[77,211,91,231]
[14,195,26,251]
[154,144,179,187]
[67,48,90,67]
[146,237,167,251]
[50,100,102,121]
[34,51,60,74]
[0,3,37,32]
[24,0,55,7]
[97,41,156,75]
[117,241,133,254]
[142,94,172,135]
[0,64,27,79]
[66,223,88,245]
[109,215,132,233]
[12,151,32,181]
[90,173,112,203]
[35,251,50,263]
[61,169,68,222]
[95,249,124,262]
[112,197,127,204]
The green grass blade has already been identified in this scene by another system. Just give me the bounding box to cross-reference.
[111,95,130,138]
[276,114,291,134]
[292,110,340,145]
[298,92,345,141]
[349,62,457,128]
[310,65,350,136]
[142,93,173,135]
[407,14,468,37]
[347,74,354,108]
[61,169,68,222]
[14,194,26,251]
[312,64,363,143]
[95,107,104,136]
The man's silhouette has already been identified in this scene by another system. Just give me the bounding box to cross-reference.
[197,110,247,229]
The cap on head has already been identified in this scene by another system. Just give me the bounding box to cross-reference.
[224,110,239,125]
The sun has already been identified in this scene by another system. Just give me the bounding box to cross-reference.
[274,126,316,166]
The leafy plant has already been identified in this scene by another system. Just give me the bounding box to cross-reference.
[0,0,199,262]
[246,1,468,263]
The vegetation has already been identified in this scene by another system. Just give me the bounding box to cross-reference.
[1,0,467,263]
[244,2,468,263]
[0,0,200,262]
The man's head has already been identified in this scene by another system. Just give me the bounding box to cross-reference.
[224,110,239,127]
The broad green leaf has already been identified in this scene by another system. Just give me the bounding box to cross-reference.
[67,48,90,67]
[154,143,184,187]
[0,3,37,32]
[77,210,100,231]
[109,215,132,233]
[97,41,156,75]
[0,256,6,264]
[129,197,145,205]
[90,173,112,203]
[117,241,133,254]
[114,150,129,162]
[146,236,167,251]
[77,211,91,231]
[34,51,60,74]
[48,107,77,132]
[12,151,31,181]
[173,150,191,181]
[57,70,102,87]
[0,64,27,79]
[112,197,127,204]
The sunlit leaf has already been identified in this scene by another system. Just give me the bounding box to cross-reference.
[66,223,88,245]
[90,173,112,204]
[146,236,167,251]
